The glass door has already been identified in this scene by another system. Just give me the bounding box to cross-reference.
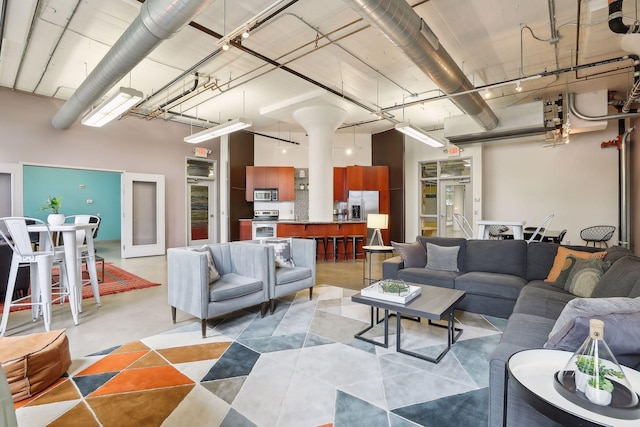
[440,179,472,238]
[187,180,216,245]
[121,172,166,258]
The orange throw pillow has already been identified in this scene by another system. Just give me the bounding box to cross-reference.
[545,247,606,283]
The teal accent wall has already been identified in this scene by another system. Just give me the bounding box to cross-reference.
[23,166,121,240]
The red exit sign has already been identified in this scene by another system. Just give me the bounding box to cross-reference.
[448,145,460,157]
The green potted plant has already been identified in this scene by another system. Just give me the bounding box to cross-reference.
[37,196,64,225]
[585,375,614,406]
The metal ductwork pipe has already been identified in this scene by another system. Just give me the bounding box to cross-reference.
[342,0,498,131]
[609,0,640,34]
[51,0,215,130]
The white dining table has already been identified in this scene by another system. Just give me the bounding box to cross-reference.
[28,222,99,325]
[476,220,526,240]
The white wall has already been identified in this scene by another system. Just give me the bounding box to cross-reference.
[483,126,619,245]
[0,89,219,249]
[403,126,619,246]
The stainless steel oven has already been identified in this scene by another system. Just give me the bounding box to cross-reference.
[252,210,279,239]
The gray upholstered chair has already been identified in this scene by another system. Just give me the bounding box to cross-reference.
[167,242,270,338]
[263,238,316,314]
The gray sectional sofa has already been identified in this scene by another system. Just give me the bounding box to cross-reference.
[382,236,640,426]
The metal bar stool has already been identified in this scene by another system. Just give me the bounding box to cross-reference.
[327,235,347,262]
[306,236,327,261]
[346,235,365,261]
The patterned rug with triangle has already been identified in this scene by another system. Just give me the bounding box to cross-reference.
[14,285,506,427]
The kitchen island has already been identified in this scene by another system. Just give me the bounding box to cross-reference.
[239,219,370,260]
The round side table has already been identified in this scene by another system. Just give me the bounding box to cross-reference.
[362,245,394,286]
[506,349,640,427]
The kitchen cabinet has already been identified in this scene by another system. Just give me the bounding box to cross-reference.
[245,166,295,201]
[333,167,347,201]
[239,220,252,240]
[346,165,389,191]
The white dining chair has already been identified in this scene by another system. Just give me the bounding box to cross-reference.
[58,215,102,308]
[453,213,474,240]
[526,213,554,243]
[0,217,68,336]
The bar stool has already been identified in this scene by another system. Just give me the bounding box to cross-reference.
[327,235,347,262]
[346,235,365,261]
[306,236,326,261]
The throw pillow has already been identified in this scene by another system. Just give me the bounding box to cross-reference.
[263,238,295,268]
[565,258,609,297]
[551,255,578,289]
[544,247,606,282]
[425,242,460,272]
[391,240,426,268]
[544,297,640,368]
[189,245,220,284]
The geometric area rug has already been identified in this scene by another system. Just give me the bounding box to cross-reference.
[1,263,161,313]
[13,285,506,426]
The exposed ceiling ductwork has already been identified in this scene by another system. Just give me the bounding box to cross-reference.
[342,0,499,131]
[51,0,215,130]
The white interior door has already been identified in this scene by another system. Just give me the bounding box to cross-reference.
[0,163,23,216]
[187,179,216,245]
[122,172,165,258]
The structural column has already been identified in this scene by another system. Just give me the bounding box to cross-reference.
[293,105,347,222]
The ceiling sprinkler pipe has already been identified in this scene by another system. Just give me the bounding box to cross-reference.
[609,0,640,34]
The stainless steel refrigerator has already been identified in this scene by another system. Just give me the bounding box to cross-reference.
[347,190,379,222]
[348,191,380,245]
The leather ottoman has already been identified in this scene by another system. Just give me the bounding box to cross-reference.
[0,329,71,402]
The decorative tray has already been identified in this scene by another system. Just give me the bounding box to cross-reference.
[361,280,422,304]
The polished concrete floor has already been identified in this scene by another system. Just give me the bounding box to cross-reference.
[3,241,388,359]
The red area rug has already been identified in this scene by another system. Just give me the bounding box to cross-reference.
[1,263,161,313]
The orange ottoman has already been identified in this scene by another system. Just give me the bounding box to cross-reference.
[0,329,71,402]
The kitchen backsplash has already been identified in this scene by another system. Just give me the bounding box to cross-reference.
[294,168,309,221]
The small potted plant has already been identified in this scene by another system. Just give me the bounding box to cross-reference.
[37,196,64,225]
[574,354,595,392]
[585,375,614,406]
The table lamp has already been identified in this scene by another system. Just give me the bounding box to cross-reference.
[367,214,389,246]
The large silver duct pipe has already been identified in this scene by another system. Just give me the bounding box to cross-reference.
[342,0,498,131]
[51,0,214,130]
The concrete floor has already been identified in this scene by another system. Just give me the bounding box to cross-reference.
[3,241,387,359]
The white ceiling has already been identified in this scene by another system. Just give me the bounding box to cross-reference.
[1,0,639,138]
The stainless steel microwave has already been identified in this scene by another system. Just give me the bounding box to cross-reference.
[254,188,278,201]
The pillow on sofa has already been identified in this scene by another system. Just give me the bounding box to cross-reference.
[544,297,640,368]
[190,246,220,283]
[391,240,426,268]
[425,242,459,272]
[551,255,578,289]
[564,257,609,297]
[604,246,634,264]
[545,247,605,282]
[592,255,640,298]
[263,238,295,268]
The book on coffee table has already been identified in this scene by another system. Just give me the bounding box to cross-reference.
[361,280,422,304]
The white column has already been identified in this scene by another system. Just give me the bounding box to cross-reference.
[293,105,347,222]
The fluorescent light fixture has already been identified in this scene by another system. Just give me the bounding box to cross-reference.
[394,122,444,147]
[184,118,252,144]
[81,87,143,127]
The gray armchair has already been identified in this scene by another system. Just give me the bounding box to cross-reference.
[167,242,270,338]
[265,238,316,314]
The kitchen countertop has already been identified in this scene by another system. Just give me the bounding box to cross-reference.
[239,219,366,224]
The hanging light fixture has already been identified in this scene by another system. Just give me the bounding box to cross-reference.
[395,122,444,147]
[184,118,252,143]
[81,87,143,127]
[242,26,250,39]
